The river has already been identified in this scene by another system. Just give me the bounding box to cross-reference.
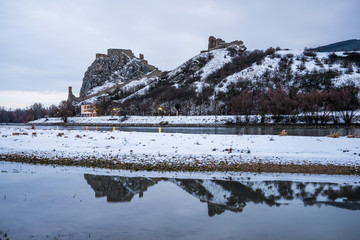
[1,124,359,136]
[0,162,359,239]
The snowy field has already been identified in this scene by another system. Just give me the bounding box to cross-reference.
[0,126,359,167]
[31,115,235,125]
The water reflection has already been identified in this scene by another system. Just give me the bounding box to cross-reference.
[84,174,360,216]
[1,124,358,136]
[84,175,158,202]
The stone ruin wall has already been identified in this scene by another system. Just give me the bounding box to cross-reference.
[95,48,157,71]
[107,49,135,58]
[201,36,245,53]
[95,49,136,59]
[95,53,108,59]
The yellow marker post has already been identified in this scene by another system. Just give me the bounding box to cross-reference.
[158,127,161,133]
[113,127,115,131]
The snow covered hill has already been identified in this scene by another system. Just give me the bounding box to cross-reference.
[70,37,360,117]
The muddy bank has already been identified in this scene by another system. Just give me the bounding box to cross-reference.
[1,154,358,175]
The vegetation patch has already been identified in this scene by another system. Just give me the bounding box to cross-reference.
[1,153,358,175]
[328,131,341,138]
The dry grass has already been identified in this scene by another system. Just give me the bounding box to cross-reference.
[159,121,169,125]
[57,132,65,137]
[224,148,233,153]
[279,129,287,136]
[347,130,359,138]
[32,132,37,137]
[1,153,358,175]
[75,134,82,139]
[328,131,340,138]
[12,132,28,136]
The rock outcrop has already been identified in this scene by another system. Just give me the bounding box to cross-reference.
[79,49,160,97]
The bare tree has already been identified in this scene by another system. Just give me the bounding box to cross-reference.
[328,87,359,124]
[58,100,75,123]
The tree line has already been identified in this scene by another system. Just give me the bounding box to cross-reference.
[0,100,75,123]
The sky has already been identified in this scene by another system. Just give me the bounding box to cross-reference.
[0,0,359,109]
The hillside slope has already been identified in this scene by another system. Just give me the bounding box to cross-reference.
[69,37,360,118]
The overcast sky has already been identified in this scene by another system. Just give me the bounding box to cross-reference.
[0,0,359,109]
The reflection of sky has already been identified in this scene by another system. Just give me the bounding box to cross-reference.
[1,168,360,239]
[1,0,359,108]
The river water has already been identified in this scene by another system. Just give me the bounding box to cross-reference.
[0,162,359,240]
[1,124,359,136]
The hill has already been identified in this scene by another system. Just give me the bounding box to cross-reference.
[68,37,360,123]
[313,39,360,52]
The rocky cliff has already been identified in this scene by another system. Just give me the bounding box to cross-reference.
[79,48,160,98]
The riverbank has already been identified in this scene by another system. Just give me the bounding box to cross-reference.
[1,126,359,174]
[29,115,360,127]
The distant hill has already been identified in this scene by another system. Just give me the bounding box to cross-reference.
[313,39,360,52]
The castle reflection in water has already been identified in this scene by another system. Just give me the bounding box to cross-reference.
[84,174,360,217]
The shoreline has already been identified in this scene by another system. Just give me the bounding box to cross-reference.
[27,115,360,128]
[1,154,358,175]
[27,122,360,128]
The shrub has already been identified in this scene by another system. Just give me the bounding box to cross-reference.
[328,131,340,138]
[12,132,28,135]
[303,48,317,57]
[347,130,359,138]
[279,129,288,136]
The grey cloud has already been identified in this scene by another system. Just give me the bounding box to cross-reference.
[0,0,359,107]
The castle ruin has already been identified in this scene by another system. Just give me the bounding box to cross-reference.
[95,48,157,72]
[202,36,246,53]
[68,48,162,104]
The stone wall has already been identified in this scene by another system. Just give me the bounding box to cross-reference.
[204,36,246,52]
[95,53,108,59]
[95,49,136,59]
[107,49,135,58]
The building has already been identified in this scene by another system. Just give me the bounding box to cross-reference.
[81,104,97,117]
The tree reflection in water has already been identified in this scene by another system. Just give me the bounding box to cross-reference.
[84,174,360,216]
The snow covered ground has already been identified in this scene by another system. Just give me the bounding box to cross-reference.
[0,126,359,167]
[31,115,237,125]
